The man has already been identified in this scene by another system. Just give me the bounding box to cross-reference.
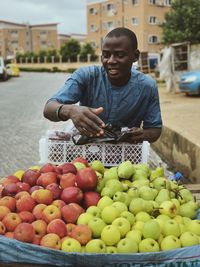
[43,27,162,144]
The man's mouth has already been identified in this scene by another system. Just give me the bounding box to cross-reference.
[108,68,119,75]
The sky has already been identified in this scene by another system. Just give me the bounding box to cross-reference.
[0,0,87,34]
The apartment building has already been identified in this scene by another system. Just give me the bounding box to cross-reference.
[87,0,171,55]
[0,20,58,58]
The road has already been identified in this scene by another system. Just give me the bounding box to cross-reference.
[0,72,69,177]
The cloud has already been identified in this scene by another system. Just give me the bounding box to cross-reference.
[0,0,87,34]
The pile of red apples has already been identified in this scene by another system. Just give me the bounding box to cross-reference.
[0,157,101,250]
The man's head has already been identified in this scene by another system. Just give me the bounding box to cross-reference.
[101,27,140,86]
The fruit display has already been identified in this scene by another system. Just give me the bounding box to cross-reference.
[0,158,199,255]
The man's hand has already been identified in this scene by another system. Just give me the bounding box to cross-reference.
[69,106,105,137]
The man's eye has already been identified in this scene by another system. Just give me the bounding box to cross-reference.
[102,53,110,58]
[117,53,125,58]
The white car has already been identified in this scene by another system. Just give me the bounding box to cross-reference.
[0,57,8,81]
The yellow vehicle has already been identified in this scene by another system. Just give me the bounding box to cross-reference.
[6,63,20,77]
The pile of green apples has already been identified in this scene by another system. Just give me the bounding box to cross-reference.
[77,160,200,253]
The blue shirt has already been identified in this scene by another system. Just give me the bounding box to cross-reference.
[49,65,162,129]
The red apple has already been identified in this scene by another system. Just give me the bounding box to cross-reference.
[76,167,98,191]
[16,182,30,192]
[58,163,77,174]
[5,232,14,239]
[68,203,84,215]
[71,224,92,245]
[19,211,35,223]
[66,223,76,237]
[52,199,66,210]
[5,175,19,184]
[60,173,77,189]
[0,196,16,211]
[2,212,21,231]
[0,221,6,235]
[32,219,47,238]
[40,163,56,173]
[46,183,62,200]
[0,205,11,220]
[47,218,67,238]
[15,191,30,200]
[40,233,61,250]
[14,222,35,243]
[32,189,53,205]
[32,204,47,220]
[32,235,42,245]
[16,195,36,212]
[29,185,43,194]
[2,183,19,197]
[37,172,57,188]
[83,191,101,208]
[60,186,83,204]
[61,204,81,224]
[72,157,89,167]
[22,169,41,187]
[42,205,61,223]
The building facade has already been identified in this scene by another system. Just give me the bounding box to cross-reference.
[87,0,171,55]
[0,20,58,58]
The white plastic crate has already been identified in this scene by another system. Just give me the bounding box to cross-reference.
[39,136,150,166]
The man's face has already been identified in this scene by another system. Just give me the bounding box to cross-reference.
[101,35,139,86]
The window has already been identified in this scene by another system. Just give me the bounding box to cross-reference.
[149,0,157,4]
[132,17,139,25]
[107,21,114,30]
[148,35,158,43]
[164,0,171,6]
[40,31,47,36]
[107,3,114,11]
[149,16,157,24]
[90,24,98,32]
[89,7,97,14]
[132,0,139,5]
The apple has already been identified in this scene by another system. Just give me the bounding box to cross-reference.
[126,229,142,244]
[0,205,11,220]
[2,183,19,197]
[71,224,92,245]
[85,239,106,253]
[132,221,144,232]
[40,163,56,173]
[112,217,131,237]
[32,219,47,238]
[32,189,53,205]
[19,211,35,223]
[58,162,77,174]
[180,231,199,247]
[46,183,62,200]
[86,206,101,217]
[4,232,14,239]
[76,167,98,191]
[187,220,200,236]
[14,222,35,243]
[40,233,61,250]
[32,235,42,245]
[101,206,120,224]
[73,162,86,171]
[3,175,19,185]
[16,195,36,212]
[16,182,30,192]
[88,217,106,238]
[112,201,128,214]
[106,246,118,253]
[118,160,135,179]
[47,218,67,238]
[159,200,177,218]
[90,160,105,174]
[97,196,113,210]
[139,238,160,252]
[82,191,101,208]
[66,223,76,237]
[135,211,151,223]
[68,203,84,216]
[0,196,16,211]
[120,211,135,226]
[2,212,22,231]
[42,204,61,223]
[61,204,82,224]
[162,219,181,237]
[15,191,30,200]
[117,237,138,253]
[59,173,77,189]
[22,169,41,186]
[77,213,93,225]
[160,235,181,251]
[61,237,81,252]
[60,186,83,204]
[129,198,146,215]
[72,157,89,167]
[142,219,161,240]
[101,225,121,246]
[37,172,57,188]
[29,185,43,194]
[0,221,6,235]
[52,199,66,210]
[32,204,47,220]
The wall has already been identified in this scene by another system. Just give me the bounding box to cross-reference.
[152,126,200,184]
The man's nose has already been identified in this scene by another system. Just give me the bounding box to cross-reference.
[107,54,116,63]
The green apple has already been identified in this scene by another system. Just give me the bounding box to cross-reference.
[126,229,142,244]
[142,219,161,240]
[149,166,164,181]
[90,160,105,174]
[138,185,157,201]
[105,179,123,193]
[160,235,181,251]
[86,206,101,217]
[112,201,128,213]
[85,239,106,253]
[133,169,148,180]
[187,220,200,236]
[106,246,118,253]
[61,238,81,252]
[73,162,86,170]
[132,221,144,232]
[180,231,199,247]
[162,219,181,237]
[101,205,120,224]
[101,186,116,198]
[118,160,135,179]
[179,201,199,219]
[159,200,177,218]
[139,238,160,252]
[117,237,138,253]
[113,191,126,203]
[152,177,170,191]
[127,187,139,199]
[103,167,119,182]
[101,225,121,246]
[112,217,131,237]
[135,211,151,222]
[96,177,105,193]
[129,198,145,215]
[97,196,113,210]
[155,188,171,204]
[132,179,150,188]
[77,212,93,225]
[88,217,106,238]
[173,215,184,224]
[178,188,194,202]
[134,163,150,176]
[121,211,135,226]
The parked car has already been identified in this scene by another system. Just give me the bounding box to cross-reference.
[6,63,20,77]
[177,70,200,95]
[0,57,8,81]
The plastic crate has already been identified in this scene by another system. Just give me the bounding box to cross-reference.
[39,136,150,166]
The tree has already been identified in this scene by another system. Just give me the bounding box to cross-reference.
[60,38,81,62]
[161,0,200,44]
[80,43,96,62]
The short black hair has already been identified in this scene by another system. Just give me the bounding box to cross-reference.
[105,27,138,50]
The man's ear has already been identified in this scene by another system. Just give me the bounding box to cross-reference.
[133,49,140,62]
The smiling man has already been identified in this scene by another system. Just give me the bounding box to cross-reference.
[43,27,162,144]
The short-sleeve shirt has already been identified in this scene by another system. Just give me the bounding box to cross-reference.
[49,65,162,129]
